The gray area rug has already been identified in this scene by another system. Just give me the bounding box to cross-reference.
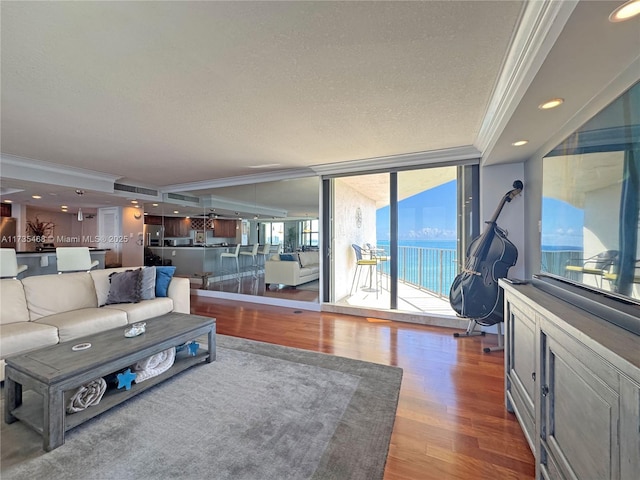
[1,335,402,480]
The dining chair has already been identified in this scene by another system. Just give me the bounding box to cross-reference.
[0,248,28,278]
[56,247,100,273]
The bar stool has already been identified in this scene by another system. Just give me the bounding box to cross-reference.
[56,247,99,273]
[220,244,241,279]
[0,248,28,278]
[257,243,271,269]
[239,244,259,272]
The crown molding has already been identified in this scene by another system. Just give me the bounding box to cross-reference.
[476,0,578,160]
[162,168,316,193]
[0,153,122,193]
[310,145,480,176]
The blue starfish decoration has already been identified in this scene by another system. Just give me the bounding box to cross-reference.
[116,368,137,390]
[188,341,199,356]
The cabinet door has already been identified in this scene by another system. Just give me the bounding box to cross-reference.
[620,377,640,480]
[539,322,620,480]
[505,296,537,453]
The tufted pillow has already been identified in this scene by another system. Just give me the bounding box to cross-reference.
[106,269,142,305]
[280,254,297,262]
[155,266,176,297]
[139,267,157,301]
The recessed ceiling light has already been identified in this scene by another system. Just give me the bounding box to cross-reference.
[32,195,42,199]
[609,0,640,22]
[173,210,179,214]
[61,205,68,209]
[3,199,13,203]
[152,203,158,207]
[538,98,564,110]
[131,200,138,204]
[512,140,528,147]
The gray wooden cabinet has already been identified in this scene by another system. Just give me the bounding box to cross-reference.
[501,281,640,480]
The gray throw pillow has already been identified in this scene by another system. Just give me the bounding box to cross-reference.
[139,267,156,301]
[106,269,142,305]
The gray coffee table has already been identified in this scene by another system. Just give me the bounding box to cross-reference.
[4,312,216,451]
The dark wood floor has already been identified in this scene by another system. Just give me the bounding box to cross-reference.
[192,296,536,480]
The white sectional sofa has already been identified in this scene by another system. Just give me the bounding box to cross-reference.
[264,251,319,288]
[0,266,190,381]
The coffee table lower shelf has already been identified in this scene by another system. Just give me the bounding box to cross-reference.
[9,348,209,435]
[4,313,216,451]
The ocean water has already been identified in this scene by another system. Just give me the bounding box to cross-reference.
[375,240,457,295]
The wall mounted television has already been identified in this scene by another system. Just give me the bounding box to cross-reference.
[536,80,640,335]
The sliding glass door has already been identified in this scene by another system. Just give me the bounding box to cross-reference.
[328,164,477,317]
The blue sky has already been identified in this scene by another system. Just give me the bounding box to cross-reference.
[377,180,457,242]
[376,180,584,247]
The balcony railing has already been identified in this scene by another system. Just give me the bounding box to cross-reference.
[374,245,457,299]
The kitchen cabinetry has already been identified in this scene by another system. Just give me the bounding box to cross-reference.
[213,219,237,237]
[163,217,190,237]
[0,203,11,217]
[144,215,162,225]
[502,281,640,480]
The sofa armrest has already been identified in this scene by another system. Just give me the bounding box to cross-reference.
[168,277,190,314]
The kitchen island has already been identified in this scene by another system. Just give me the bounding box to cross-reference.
[148,245,274,285]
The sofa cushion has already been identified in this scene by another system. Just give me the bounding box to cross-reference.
[103,297,173,324]
[0,321,59,358]
[0,279,30,325]
[299,266,320,278]
[106,269,142,305]
[22,273,98,321]
[279,253,297,262]
[35,307,128,343]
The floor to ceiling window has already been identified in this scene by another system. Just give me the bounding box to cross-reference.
[327,163,478,317]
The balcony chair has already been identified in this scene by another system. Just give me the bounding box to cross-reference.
[56,247,99,273]
[350,244,379,297]
[220,244,241,279]
[0,248,28,279]
[565,250,618,287]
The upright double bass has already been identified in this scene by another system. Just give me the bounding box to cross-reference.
[449,180,523,324]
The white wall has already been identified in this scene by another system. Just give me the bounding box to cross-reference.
[333,178,377,301]
[121,206,144,267]
[479,162,526,280]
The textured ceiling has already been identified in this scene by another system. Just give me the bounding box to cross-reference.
[1,1,638,218]
[1,1,523,187]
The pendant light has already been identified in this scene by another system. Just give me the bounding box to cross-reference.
[77,208,83,221]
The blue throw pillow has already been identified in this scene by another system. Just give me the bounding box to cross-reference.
[280,254,296,261]
[155,266,176,297]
